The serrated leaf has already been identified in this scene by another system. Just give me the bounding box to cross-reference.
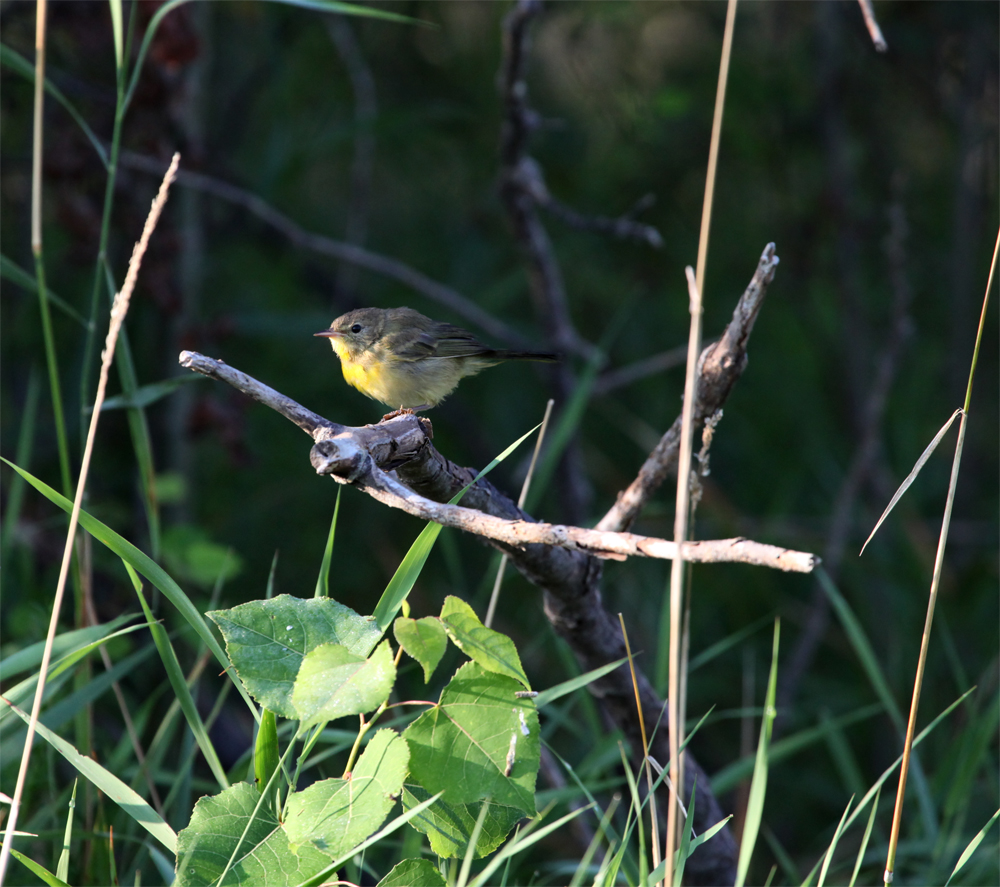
[292,639,395,728]
[439,596,529,688]
[394,616,447,683]
[208,594,380,717]
[284,728,409,857]
[175,782,328,887]
[401,784,524,859]
[376,858,447,887]
[403,661,538,815]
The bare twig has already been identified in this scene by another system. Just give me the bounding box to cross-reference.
[597,243,779,535]
[0,154,180,883]
[857,0,888,53]
[326,15,377,295]
[117,151,533,352]
[541,192,663,249]
[499,0,596,522]
[593,344,692,397]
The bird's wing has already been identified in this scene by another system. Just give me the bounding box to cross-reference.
[390,323,492,361]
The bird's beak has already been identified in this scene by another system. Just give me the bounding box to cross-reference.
[314,329,341,338]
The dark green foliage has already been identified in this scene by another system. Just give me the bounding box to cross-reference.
[1,1,997,884]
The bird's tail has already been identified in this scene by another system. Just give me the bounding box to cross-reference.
[490,349,559,363]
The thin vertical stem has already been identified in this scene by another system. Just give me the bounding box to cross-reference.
[694,0,738,301]
[30,0,72,500]
[665,268,704,885]
[485,398,554,628]
[0,154,180,885]
[883,227,998,885]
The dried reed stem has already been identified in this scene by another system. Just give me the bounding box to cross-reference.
[0,154,180,883]
[883,227,998,885]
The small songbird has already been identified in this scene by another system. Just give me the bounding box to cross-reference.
[315,307,558,411]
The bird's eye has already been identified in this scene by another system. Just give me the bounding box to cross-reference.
[351,323,362,334]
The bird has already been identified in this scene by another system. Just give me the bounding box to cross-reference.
[314,306,558,412]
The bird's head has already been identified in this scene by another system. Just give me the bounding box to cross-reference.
[314,308,386,360]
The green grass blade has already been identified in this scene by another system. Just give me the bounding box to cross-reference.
[849,786,880,887]
[0,367,41,566]
[1,254,91,326]
[470,804,594,887]
[817,794,854,887]
[315,486,341,598]
[2,457,258,719]
[0,46,109,167]
[371,423,540,632]
[943,807,1000,886]
[96,374,202,411]
[534,657,627,708]
[860,409,962,555]
[735,619,780,887]
[672,773,696,887]
[8,850,70,887]
[689,614,773,673]
[712,703,882,795]
[525,346,604,513]
[130,568,229,790]
[817,567,938,840]
[3,698,177,853]
[457,796,492,887]
[56,779,76,883]
[840,689,973,837]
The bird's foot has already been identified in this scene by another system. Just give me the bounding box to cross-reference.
[380,407,415,422]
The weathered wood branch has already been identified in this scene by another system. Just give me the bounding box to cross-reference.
[597,242,781,534]
[178,351,814,574]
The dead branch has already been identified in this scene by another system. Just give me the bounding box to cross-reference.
[118,150,530,352]
[857,0,888,53]
[178,350,815,574]
[597,242,780,534]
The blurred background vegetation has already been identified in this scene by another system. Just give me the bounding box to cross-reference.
[1,1,997,884]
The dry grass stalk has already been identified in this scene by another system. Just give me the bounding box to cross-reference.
[0,153,180,882]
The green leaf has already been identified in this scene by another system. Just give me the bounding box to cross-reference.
[3,698,177,853]
[284,729,409,856]
[9,850,71,887]
[291,639,395,728]
[403,661,539,815]
[440,596,530,689]
[401,785,524,859]
[377,858,447,887]
[394,616,448,683]
[208,594,380,718]
[291,790,444,887]
[254,709,280,809]
[174,782,328,887]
